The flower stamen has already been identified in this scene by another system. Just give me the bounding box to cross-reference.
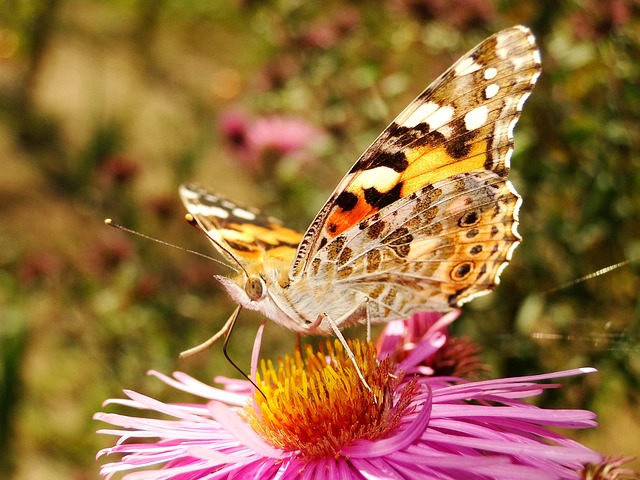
[242,339,417,459]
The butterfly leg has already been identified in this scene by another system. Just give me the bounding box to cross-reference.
[365,299,372,342]
[319,304,372,392]
[179,305,242,360]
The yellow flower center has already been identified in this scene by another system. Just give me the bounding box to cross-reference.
[241,339,417,459]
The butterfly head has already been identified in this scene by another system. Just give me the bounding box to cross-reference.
[213,272,266,307]
[213,258,295,314]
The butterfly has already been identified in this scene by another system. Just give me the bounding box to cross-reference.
[179,26,541,376]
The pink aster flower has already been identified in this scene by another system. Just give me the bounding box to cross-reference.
[219,109,326,175]
[96,318,609,479]
[377,310,489,379]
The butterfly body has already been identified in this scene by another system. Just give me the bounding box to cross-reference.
[181,26,541,338]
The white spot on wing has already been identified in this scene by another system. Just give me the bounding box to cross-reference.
[484,67,498,80]
[398,102,439,128]
[398,103,456,133]
[180,188,200,200]
[510,54,528,71]
[496,44,510,60]
[351,166,401,192]
[192,204,229,219]
[232,208,256,221]
[428,105,455,131]
[485,84,499,99]
[532,49,542,65]
[464,105,489,131]
[515,25,536,46]
[454,56,482,76]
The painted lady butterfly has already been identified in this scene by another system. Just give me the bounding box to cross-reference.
[180,26,541,367]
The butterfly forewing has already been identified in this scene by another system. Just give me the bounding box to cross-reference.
[293,26,540,311]
[180,184,303,266]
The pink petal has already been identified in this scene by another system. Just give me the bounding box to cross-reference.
[208,401,284,459]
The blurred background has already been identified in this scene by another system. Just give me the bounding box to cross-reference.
[1,1,639,478]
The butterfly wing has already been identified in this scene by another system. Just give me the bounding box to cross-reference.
[180,184,304,268]
[308,171,520,317]
[293,26,540,311]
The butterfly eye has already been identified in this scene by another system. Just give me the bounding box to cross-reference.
[245,276,265,301]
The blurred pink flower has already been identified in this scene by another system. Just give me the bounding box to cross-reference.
[96,315,607,479]
[297,7,361,49]
[219,108,249,150]
[83,232,136,277]
[99,154,141,185]
[219,109,326,175]
[570,0,634,40]
[17,250,66,286]
[392,0,495,29]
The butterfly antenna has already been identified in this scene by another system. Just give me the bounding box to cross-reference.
[543,259,633,295]
[221,311,266,400]
[105,218,234,272]
[184,214,248,276]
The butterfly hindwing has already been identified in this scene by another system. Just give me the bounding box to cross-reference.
[308,170,520,317]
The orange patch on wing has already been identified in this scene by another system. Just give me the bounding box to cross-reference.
[232,250,263,261]
[326,197,373,238]
[400,141,488,196]
[325,141,489,238]
[265,245,299,263]
[227,223,303,247]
